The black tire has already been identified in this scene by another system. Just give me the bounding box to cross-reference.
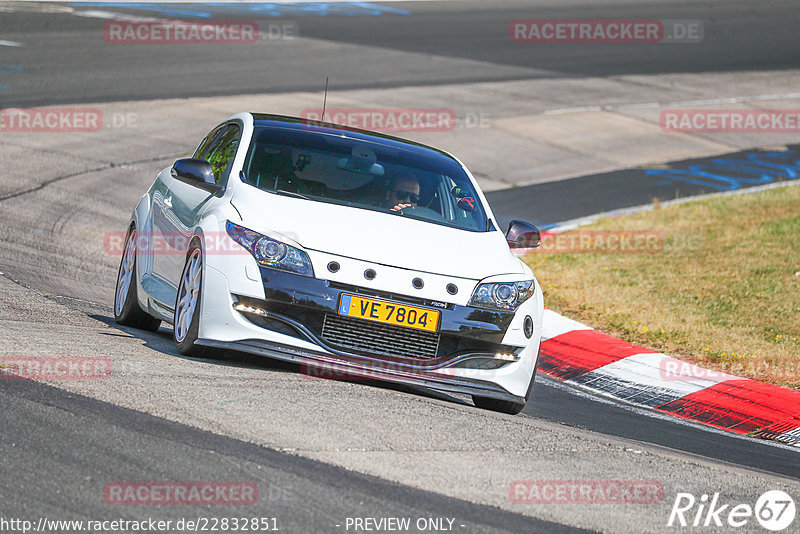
[472,348,540,415]
[173,244,218,358]
[472,396,527,415]
[114,227,161,332]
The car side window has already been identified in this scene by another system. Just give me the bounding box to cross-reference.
[193,126,224,161]
[196,124,241,185]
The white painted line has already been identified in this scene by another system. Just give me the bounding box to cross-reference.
[665,92,800,107]
[775,427,800,447]
[544,92,800,116]
[541,309,591,340]
[70,10,162,22]
[0,40,22,47]
[545,104,666,115]
[615,102,661,110]
[544,105,603,115]
[589,352,741,398]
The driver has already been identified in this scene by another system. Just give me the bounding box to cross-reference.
[384,176,420,212]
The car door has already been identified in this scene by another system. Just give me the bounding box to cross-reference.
[151,122,241,310]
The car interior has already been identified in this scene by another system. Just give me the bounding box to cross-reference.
[242,142,485,230]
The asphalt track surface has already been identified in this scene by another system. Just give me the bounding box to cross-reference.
[1,1,799,532]
[0,0,798,107]
[486,144,800,228]
[2,378,579,534]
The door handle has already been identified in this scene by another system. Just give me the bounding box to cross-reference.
[164,196,173,209]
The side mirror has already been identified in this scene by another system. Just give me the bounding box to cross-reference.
[171,158,221,194]
[506,220,541,249]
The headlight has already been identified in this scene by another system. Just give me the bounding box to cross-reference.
[468,280,534,311]
[226,221,314,277]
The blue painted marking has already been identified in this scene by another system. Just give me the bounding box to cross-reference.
[734,156,797,178]
[339,294,351,315]
[646,149,800,191]
[0,64,24,76]
[71,3,212,17]
[70,2,409,18]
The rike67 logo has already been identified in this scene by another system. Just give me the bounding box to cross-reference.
[668,490,795,531]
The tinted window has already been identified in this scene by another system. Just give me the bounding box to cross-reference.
[242,127,488,232]
[194,124,241,184]
[193,126,224,160]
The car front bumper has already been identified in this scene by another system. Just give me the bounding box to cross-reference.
[198,262,542,402]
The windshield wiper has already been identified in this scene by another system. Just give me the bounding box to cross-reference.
[268,189,309,200]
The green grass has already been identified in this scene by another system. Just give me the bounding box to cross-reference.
[525,184,800,389]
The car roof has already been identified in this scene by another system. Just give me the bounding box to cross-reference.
[250,113,456,162]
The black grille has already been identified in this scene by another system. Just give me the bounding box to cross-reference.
[322,314,440,360]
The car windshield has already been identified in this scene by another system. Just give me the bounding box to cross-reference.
[241,126,490,232]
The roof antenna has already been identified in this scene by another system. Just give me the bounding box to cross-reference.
[321,76,329,123]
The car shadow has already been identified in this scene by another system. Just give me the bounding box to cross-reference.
[93,313,296,374]
[95,313,472,407]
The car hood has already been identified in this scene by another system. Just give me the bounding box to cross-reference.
[231,187,524,280]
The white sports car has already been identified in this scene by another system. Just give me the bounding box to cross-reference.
[114,113,543,414]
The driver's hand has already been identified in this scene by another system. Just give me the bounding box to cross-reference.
[391,203,413,211]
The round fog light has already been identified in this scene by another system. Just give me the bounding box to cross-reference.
[524,315,534,338]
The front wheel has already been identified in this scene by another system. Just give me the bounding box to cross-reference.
[173,245,208,355]
[472,396,527,415]
[114,228,161,332]
[173,245,223,359]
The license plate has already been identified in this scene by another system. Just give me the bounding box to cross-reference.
[337,294,440,333]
